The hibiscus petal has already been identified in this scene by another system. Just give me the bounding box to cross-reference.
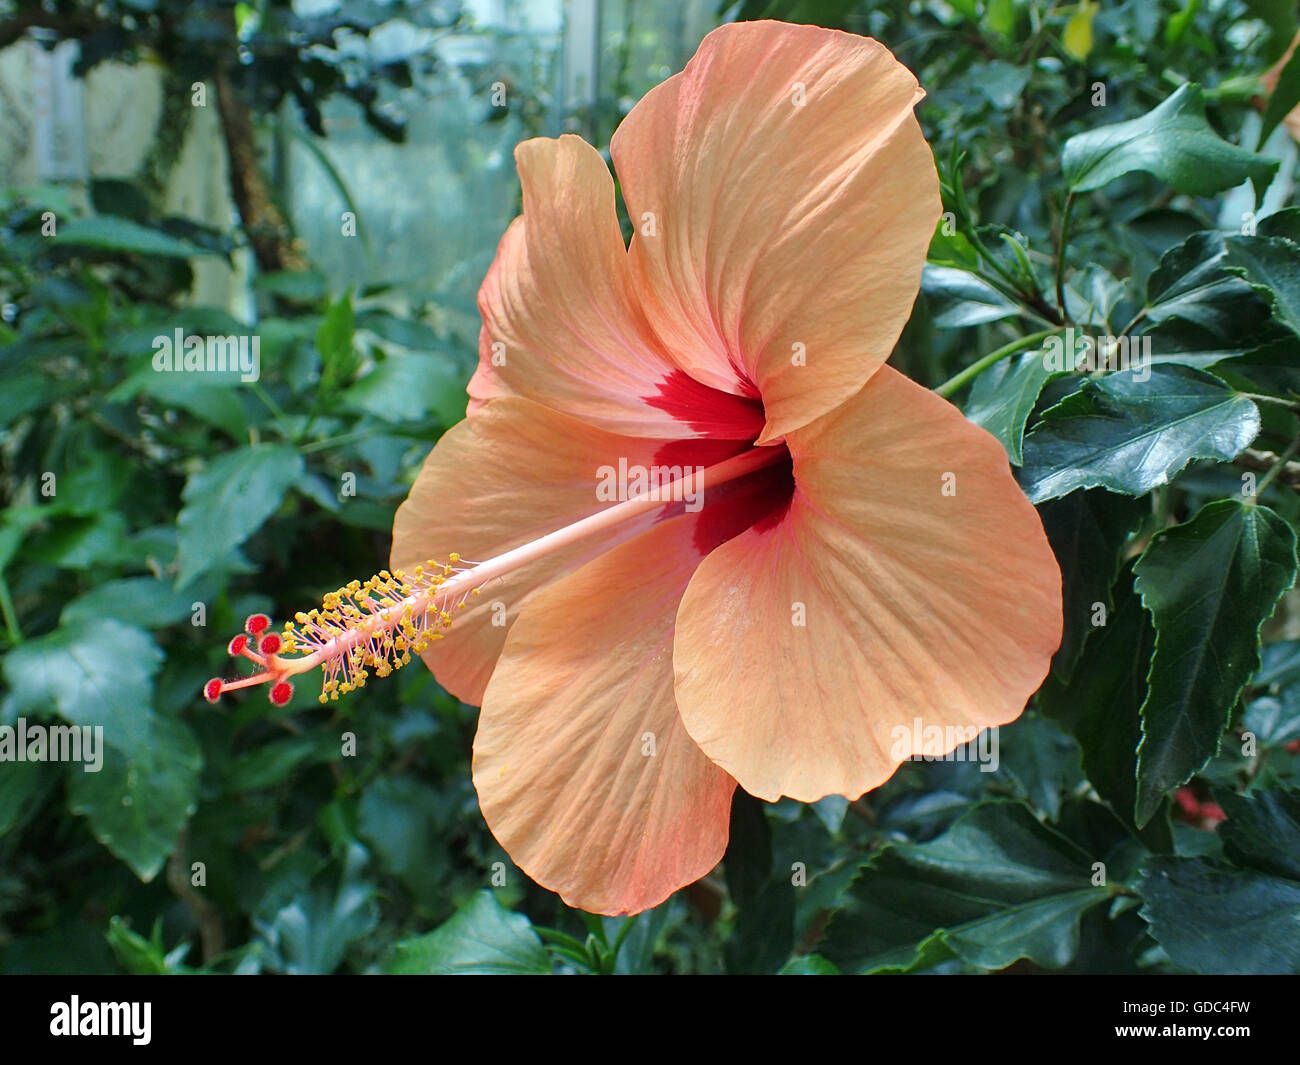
[672,367,1063,802]
[469,135,705,438]
[611,21,941,444]
[391,397,677,703]
[472,512,738,916]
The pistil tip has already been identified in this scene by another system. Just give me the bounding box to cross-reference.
[269,681,294,706]
[259,633,282,654]
[228,634,249,655]
[245,613,271,635]
[203,678,223,703]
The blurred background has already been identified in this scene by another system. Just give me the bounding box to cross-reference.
[0,0,1296,974]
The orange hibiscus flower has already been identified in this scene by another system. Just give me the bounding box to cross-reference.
[206,20,1062,915]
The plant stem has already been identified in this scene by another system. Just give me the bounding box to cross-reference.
[933,328,1060,398]
[1055,190,1076,320]
[299,428,382,455]
[1252,437,1300,500]
[0,573,21,645]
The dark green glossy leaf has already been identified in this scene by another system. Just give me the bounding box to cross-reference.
[820,802,1110,973]
[998,713,1085,821]
[1217,786,1300,880]
[1037,489,1146,679]
[383,890,551,975]
[0,760,57,836]
[724,792,794,974]
[1019,366,1260,503]
[1038,567,1172,850]
[965,350,1061,464]
[1133,500,1297,825]
[1145,231,1266,335]
[1062,84,1277,196]
[921,264,1020,327]
[1139,856,1300,973]
[1225,234,1300,339]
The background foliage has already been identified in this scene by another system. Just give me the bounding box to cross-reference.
[3,0,1300,974]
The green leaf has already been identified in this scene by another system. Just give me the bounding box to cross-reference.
[1133,500,1297,825]
[254,270,327,302]
[28,513,130,570]
[1146,231,1266,335]
[779,954,839,974]
[724,792,795,974]
[1139,856,1300,973]
[110,369,250,440]
[61,577,197,629]
[1260,46,1300,147]
[2,619,161,752]
[255,842,380,975]
[1243,0,1299,63]
[920,265,1021,327]
[0,369,57,426]
[1243,692,1300,753]
[67,716,201,882]
[175,444,304,587]
[0,759,57,835]
[1062,1,1096,61]
[1038,566,1172,850]
[383,890,551,975]
[927,225,981,271]
[998,713,1085,820]
[344,354,468,425]
[965,350,1061,464]
[1256,636,1300,687]
[1259,207,1300,244]
[1217,786,1300,880]
[105,917,189,975]
[1062,84,1277,196]
[1018,366,1260,503]
[358,775,451,907]
[820,802,1110,973]
[224,734,338,792]
[1139,231,1278,370]
[984,0,1020,38]
[1225,234,1300,339]
[1038,490,1146,680]
[50,216,215,259]
[356,310,441,351]
[315,291,358,395]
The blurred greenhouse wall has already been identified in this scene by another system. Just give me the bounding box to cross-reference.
[0,0,718,333]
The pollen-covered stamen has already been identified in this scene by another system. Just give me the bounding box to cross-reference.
[199,447,785,707]
[280,557,483,703]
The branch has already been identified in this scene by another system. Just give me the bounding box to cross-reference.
[1236,447,1300,493]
